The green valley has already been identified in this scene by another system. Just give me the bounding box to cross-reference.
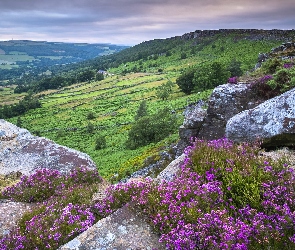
[3,29,295,181]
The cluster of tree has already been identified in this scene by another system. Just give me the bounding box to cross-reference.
[0,94,41,119]
[126,101,178,149]
[14,75,75,93]
[176,60,243,94]
[13,70,104,94]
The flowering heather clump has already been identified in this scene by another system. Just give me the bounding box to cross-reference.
[1,167,102,203]
[1,203,95,249]
[92,138,295,249]
[2,168,62,202]
[0,167,102,249]
[228,76,238,84]
[66,166,103,185]
[250,74,280,99]
[283,63,294,69]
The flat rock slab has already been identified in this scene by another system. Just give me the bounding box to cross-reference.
[59,205,165,250]
[0,119,97,176]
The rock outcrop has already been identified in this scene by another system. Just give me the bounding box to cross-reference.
[177,102,206,156]
[196,83,263,140]
[0,119,97,176]
[0,119,99,238]
[59,205,165,250]
[226,87,295,147]
[156,153,186,182]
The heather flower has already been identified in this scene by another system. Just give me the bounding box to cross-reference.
[228,76,238,84]
[284,63,294,69]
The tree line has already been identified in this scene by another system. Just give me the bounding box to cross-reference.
[0,94,41,119]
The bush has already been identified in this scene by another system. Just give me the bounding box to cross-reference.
[86,122,95,133]
[193,62,230,92]
[261,58,283,74]
[156,80,174,100]
[250,75,280,99]
[86,111,95,120]
[228,76,238,84]
[176,68,195,95]
[95,135,107,150]
[227,58,243,77]
[126,107,177,149]
[0,167,102,249]
[134,100,148,120]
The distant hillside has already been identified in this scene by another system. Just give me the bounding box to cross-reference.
[52,29,295,75]
[0,40,129,81]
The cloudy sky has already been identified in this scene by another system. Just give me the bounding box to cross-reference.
[1,0,294,45]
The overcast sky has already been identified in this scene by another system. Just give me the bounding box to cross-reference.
[1,0,294,45]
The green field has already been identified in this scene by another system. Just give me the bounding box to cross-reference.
[0,52,35,69]
[8,72,210,180]
[0,86,27,104]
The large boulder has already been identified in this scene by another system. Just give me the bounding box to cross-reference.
[0,119,97,176]
[197,83,263,140]
[226,88,295,147]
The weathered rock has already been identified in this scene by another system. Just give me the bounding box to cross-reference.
[176,102,206,156]
[0,199,37,237]
[0,119,97,176]
[156,153,186,182]
[59,205,165,250]
[197,83,263,140]
[182,104,207,129]
[226,88,295,147]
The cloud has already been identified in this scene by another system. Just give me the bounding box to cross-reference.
[0,0,294,45]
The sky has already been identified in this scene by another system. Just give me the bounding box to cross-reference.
[0,0,294,46]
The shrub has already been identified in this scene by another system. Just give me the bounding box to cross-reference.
[2,169,62,202]
[86,111,95,120]
[134,100,148,120]
[193,62,230,92]
[250,75,280,99]
[228,76,238,84]
[227,58,243,77]
[156,80,174,100]
[261,58,283,74]
[126,107,177,149]
[95,135,107,150]
[176,68,196,95]
[86,122,95,133]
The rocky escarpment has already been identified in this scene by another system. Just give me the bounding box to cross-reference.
[179,29,295,41]
[226,87,295,147]
[0,119,97,176]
